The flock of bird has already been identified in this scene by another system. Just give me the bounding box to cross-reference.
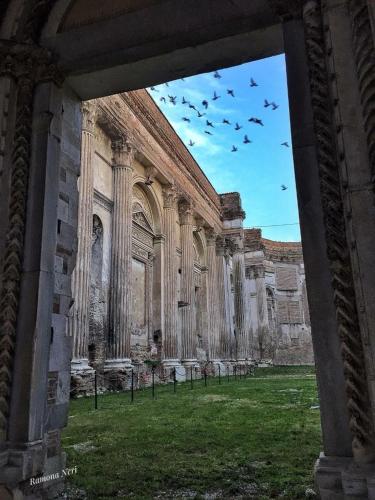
[149,69,290,191]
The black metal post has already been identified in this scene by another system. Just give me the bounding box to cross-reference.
[190,366,193,390]
[227,366,230,383]
[204,368,207,387]
[173,368,177,393]
[218,364,221,384]
[131,369,134,403]
[234,365,237,380]
[94,370,98,410]
[152,366,155,399]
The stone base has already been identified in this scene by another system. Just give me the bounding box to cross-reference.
[162,359,185,381]
[315,453,375,499]
[70,357,92,371]
[0,442,66,499]
[208,360,226,377]
[104,358,133,370]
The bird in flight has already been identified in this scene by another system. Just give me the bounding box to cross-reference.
[212,91,220,101]
[243,135,251,144]
[206,120,214,128]
[204,130,213,135]
[281,185,288,191]
[180,78,185,82]
[250,78,258,87]
[231,145,238,152]
[150,86,158,92]
[227,89,235,97]
[271,102,279,110]
[222,119,231,125]
[188,140,195,146]
[214,70,222,79]
[182,117,191,122]
[197,111,206,118]
[281,141,290,147]
[264,99,271,108]
[189,103,197,111]
[182,96,188,104]
[168,95,177,105]
[164,82,169,87]
[249,117,264,126]
[234,122,242,131]
[160,96,166,103]
[202,100,209,109]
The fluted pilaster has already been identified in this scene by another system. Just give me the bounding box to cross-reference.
[162,185,179,364]
[216,237,230,360]
[232,243,248,360]
[179,200,196,364]
[206,228,219,360]
[71,101,96,370]
[106,138,135,368]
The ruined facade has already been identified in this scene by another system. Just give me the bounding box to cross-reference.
[72,91,312,391]
[70,93,313,391]
[244,229,313,365]
[1,0,375,498]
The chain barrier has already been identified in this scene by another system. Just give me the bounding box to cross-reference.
[70,362,258,410]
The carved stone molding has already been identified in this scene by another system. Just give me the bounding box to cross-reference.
[302,0,375,462]
[111,138,135,169]
[347,0,375,187]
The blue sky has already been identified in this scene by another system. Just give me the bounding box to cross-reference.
[146,54,301,242]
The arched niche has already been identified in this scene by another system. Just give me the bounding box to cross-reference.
[131,182,163,361]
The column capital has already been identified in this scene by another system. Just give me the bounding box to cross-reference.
[162,184,178,209]
[205,227,217,246]
[216,236,226,256]
[81,101,97,133]
[178,198,194,225]
[111,138,136,168]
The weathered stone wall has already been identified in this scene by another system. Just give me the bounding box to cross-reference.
[244,228,313,365]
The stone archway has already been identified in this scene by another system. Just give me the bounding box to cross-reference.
[1,1,375,498]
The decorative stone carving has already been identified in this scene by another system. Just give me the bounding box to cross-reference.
[347,0,375,187]
[0,42,64,442]
[162,184,178,209]
[302,0,375,462]
[111,137,135,167]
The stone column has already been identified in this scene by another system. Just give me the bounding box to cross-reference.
[179,199,197,366]
[232,243,248,361]
[216,237,230,361]
[161,185,179,367]
[70,101,96,371]
[106,138,135,369]
[205,228,219,361]
[253,265,268,359]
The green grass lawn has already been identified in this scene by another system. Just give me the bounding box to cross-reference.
[62,366,321,499]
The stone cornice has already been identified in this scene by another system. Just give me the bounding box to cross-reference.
[120,90,221,213]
